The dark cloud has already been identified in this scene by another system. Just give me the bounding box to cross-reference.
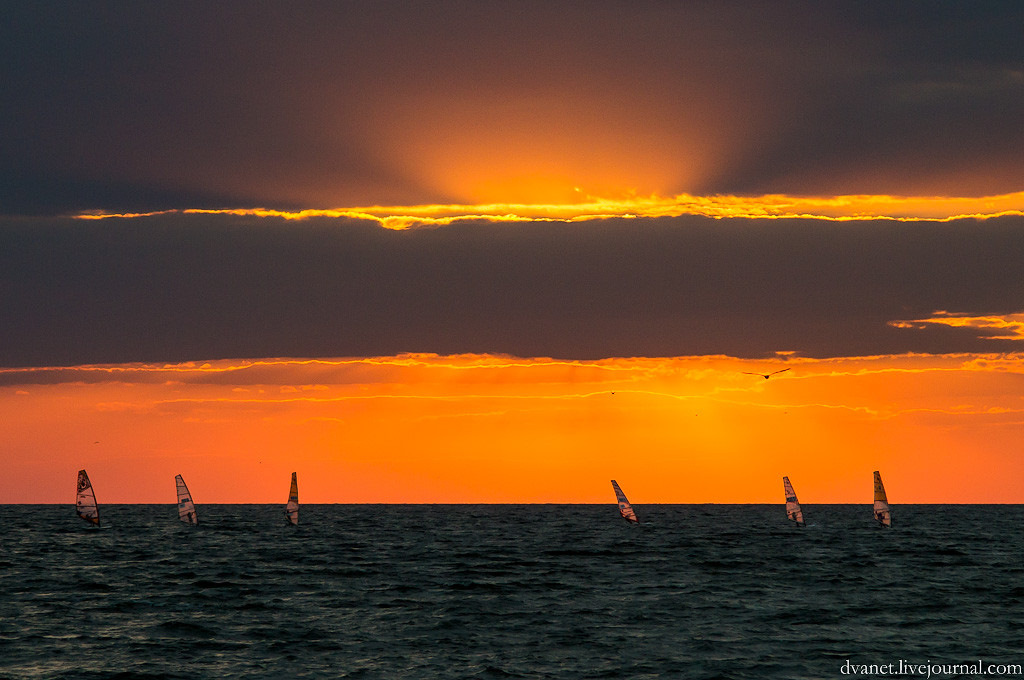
[2,3,1022,215]
[0,2,447,213]
[0,171,263,217]
[709,59,1024,196]
[3,4,1021,367]
[2,213,1023,366]
[703,4,1024,195]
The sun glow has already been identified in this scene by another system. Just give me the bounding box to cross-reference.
[74,191,1024,228]
[4,353,1024,504]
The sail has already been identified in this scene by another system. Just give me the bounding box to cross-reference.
[873,470,892,527]
[175,474,198,526]
[285,472,299,525]
[610,480,639,524]
[782,475,804,526]
[76,469,100,527]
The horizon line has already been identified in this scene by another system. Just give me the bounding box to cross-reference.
[23,502,1024,506]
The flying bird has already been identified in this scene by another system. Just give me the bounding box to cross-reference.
[743,368,791,380]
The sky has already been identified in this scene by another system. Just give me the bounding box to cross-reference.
[2,2,1024,503]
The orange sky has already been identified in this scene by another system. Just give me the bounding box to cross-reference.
[4,352,1024,504]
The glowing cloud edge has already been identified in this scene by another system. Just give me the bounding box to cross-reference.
[890,311,1024,341]
[72,191,1024,229]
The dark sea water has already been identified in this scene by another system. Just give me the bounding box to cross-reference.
[1,504,1023,679]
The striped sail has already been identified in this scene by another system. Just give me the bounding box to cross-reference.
[610,480,639,524]
[76,469,100,527]
[285,472,299,525]
[873,470,892,527]
[175,474,198,526]
[782,475,804,526]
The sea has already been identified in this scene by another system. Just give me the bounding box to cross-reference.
[1,504,1022,679]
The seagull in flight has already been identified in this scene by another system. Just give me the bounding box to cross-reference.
[743,367,791,380]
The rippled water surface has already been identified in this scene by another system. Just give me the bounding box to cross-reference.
[1,504,1022,679]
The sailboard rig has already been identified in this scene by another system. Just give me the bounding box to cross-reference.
[76,469,100,527]
[175,474,198,526]
[285,472,299,525]
[782,475,805,527]
[610,480,639,524]
[873,470,892,527]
